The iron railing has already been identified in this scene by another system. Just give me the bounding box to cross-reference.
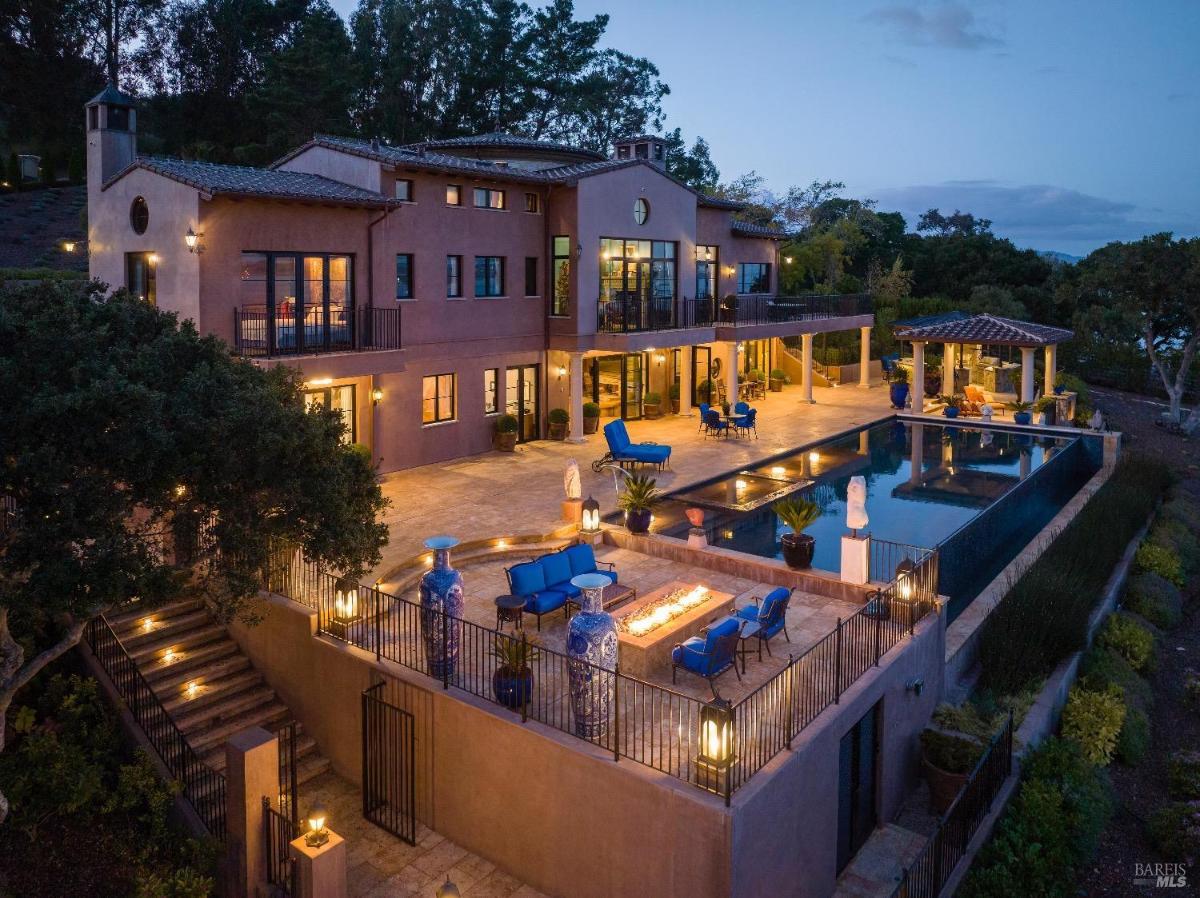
[361,683,417,844]
[263,797,298,896]
[596,295,714,333]
[718,293,873,327]
[84,615,228,839]
[276,722,299,827]
[233,305,402,358]
[595,293,873,334]
[260,543,939,800]
[890,712,1015,898]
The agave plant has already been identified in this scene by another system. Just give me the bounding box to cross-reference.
[617,474,664,513]
[773,497,821,534]
[492,633,539,673]
[1007,399,1035,413]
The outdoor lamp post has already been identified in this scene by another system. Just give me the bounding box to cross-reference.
[330,577,362,640]
[304,802,329,848]
[697,697,734,799]
[580,495,600,533]
[894,559,916,603]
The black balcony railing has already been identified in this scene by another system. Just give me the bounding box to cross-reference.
[596,293,872,334]
[718,293,873,326]
[233,306,402,358]
[596,294,715,333]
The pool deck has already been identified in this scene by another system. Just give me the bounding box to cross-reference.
[372,383,895,579]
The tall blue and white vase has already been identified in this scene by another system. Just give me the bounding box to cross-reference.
[419,536,464,680]
[566,573,619,739]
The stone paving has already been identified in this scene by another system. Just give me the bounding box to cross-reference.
[370,383,894,580]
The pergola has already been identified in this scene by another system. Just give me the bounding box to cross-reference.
[895,313,1074,403]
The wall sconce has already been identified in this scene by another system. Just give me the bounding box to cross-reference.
[654,353,666,364]
[305,802,329,847]
[436,879,462,898]
[371,387,384,405]
[62,240,77,253]
[808,450,820,465]
[784,255,793,264]
[581,496,600,533]
[147,253,159,266]
[184,226,205,253]
[697,698,734,795]
[556,365,567,379]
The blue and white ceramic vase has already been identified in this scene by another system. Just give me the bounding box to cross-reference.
[566,573,619,739]
[419,536,464,680]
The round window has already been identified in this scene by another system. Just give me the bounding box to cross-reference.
[130,196,149,234]
[633,197,649,226]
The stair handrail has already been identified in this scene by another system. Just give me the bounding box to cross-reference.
[84,612,228,840]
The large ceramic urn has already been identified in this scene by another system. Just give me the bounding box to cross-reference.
[566,573,618,739]
[419,536,464,680]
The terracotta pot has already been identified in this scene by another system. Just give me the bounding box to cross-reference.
[923,755,968,815]
[671,399,680,414]
[548,422,568,440]
[770,378,785,392]
[644,403,661,419]
[583,415,599,434]
[780,532,815,569]
[494,431,517,452]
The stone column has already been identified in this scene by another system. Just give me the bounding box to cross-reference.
[859,325,872,387]
[725,341,739,406]
[1019,448,1032,480]
[1043,343,1057,397]
[910,423,925,484]
[291,832,348,898]
[911,341,925,410]
[942,344,955,398]
[801,333,815,404]
[226,727,279,898]
[679,347,694,416]
[568,351,586,443]
[1020,347,1036,403]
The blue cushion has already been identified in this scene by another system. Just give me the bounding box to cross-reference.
[624,444,671,463]
[671,636,705,666]
[539,551,572,589]
[553,580,583,599]
[734,402,750,414]
[604,420,631,453]
[564,543,597,576]
[508,561,546,597]
[703,616,740,653]
[735,604,760,623]
[761,587,790,616]
[524,590,567,614]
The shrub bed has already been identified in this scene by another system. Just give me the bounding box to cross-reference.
[1096,613,1157,673]
[1061,684,1126,766]
[1124,572,1183,630]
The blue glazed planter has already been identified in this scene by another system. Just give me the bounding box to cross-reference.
[419,536,464,680]
[566,573,618,739]
[1013,411,1032,426]
[492,668,533,709]
[943,406,960,419]
[889,382,910,409]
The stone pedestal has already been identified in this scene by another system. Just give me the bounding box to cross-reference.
[561,498,583,524]
[840,535,870,585]
[225,727,279,898]
[290,832,347,898]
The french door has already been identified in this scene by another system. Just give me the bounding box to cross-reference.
[693,346,714,406]
[506,365,539,442]
[837,702,880,872]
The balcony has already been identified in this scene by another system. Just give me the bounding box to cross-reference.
[595,294,872,335]
[596,295,715,333]
[717,293,873,326]
[233,306,402,358]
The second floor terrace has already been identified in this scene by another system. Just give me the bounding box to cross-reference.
[233,304,402,358]
[597,292,873,334]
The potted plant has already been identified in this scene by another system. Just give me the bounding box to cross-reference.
[494,413,519,451]
[618,474,662,534]
[920,729,984,814]
[769,368,790,392]
[697,379,715,405]
[940,395,962,419]
[1008,399,1034,426]
[548,407,569,440]
[582,401,600,434]
[774,496,821,569]
[748,368,766,388]
[888,366,910,409]
[643,391,663,419]
[668,382,681,414]
[1034,395,1058,426]
[492,633,538,710]
[1053,371,1067,395]
[721,400,731,417]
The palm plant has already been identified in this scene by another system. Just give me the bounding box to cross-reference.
[617,474,663,513]
[773,497,821,534]
[1007,400,1035,413]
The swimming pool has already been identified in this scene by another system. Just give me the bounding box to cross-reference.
[627,419,1102,620]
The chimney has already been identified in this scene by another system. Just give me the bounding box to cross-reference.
[612,135,667,171]
[86,83,137,188]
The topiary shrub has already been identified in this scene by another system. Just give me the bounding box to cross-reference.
[1135,541,1184,586]
[1148,801,1200,861]
[1080,645,1153,710]
[1022,737,1114,865]
[1162,495,1200,533]
[1149,519,1200,575]
[1096,613,1156,672]
[920,728,983,774]
[547,407,570,425]
[582,401,600,418]
[1061,684,1126,766]
[1168,751,1200,800]
[1116,705,1150,765]
[1124,572,1183,630]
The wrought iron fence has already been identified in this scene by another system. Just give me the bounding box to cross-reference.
[263,797,298,896]
[361,683,417,844]
[276,722,299,827]
[84,615,228,839]
[261,543,939,800]
[596,295,715,333]
[718,293,872,327]
[890,712,1014,898]
[233,306,402,358]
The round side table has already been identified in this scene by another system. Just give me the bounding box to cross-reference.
[495,594,525,631]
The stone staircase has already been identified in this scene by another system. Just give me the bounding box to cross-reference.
[108,596,330,785]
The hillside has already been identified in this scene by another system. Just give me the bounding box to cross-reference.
[0,185,87,272]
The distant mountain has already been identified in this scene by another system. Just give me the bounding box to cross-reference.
[1038,250,1082,265]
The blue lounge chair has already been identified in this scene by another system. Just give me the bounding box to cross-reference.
[671,616,744,695]
[505,544,618,629]
[734,587,791,658]
[593,419,671,472]
[703,408,730,439]
[733,407,758,440]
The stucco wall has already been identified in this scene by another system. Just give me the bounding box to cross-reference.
[697,207,779,297]
[276,144,382,193]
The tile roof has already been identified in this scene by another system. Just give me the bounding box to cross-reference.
[405,132,606,162]
[103,156,398,207]
[88,83,137,107]
[731,219,788,240]
[897,313,1073,346]
[892,311,970,331]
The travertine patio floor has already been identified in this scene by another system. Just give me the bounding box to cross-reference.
[371,383,893,580]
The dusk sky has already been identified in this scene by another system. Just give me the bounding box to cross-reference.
[328,1,1200,256]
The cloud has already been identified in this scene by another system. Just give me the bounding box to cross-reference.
[870,181,1199,253]
[865,3,1003,50]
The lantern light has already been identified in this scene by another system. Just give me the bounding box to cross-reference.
[147,253,159,266]
[63,240,77,253]
[697,698,735,795]
[894,559,916,602]
[581,496,601,534]
[184,227,204,253]
[305,802,329,847]
[371,387,384,405]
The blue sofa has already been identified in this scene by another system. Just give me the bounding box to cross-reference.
[734,587,791,659]
[671,616,744,694]
[594,419,671,472]
[505,543,617,630]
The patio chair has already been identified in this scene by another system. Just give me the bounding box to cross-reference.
[734,587,791,657]
[671,616,744,695]
[593,419,671,472]
[703,408,730,439]
[733,401,750,415]
[733,407,758,440]
[698,403,711,432]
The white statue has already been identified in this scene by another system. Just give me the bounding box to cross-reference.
[846,475,869,533]
[1089,410,1104,432]
[564,459,582,500]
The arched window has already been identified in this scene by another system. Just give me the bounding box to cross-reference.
[129,196,149,234]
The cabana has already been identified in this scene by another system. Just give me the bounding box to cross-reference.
[894,313,1073,407]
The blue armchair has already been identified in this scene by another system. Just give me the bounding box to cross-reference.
[733,401,750,415]
[703,408,729,439]
[697,403,711,432]
[733,407,758,440]
[595,419,671,471]
[734,587,791,657]
[671,616,744,694]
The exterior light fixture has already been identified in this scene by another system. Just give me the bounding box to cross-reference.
[654,353,666,364]
[162,647,176,664]
[186,680,199,699]
[784,256,793,264]
[735,479,747,491]
[142,617,153,633]
[556,365,567,379]
[697,697,734,795]
[894,559,916,602]
[495,538,508,549]
[147,253,159,266]
[371,387,384,405]
[307,377,333,387]
[62,240,77,253]
[305,802,329,848]
[174,483,187,498]
[771,466,785,477]
[808,451,820,465]
[184,227,204,253]
[581,496,600,533]
[330,577,362,640]
[436,879,462,898]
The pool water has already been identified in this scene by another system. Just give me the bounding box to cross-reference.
[632,419,1101,620]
